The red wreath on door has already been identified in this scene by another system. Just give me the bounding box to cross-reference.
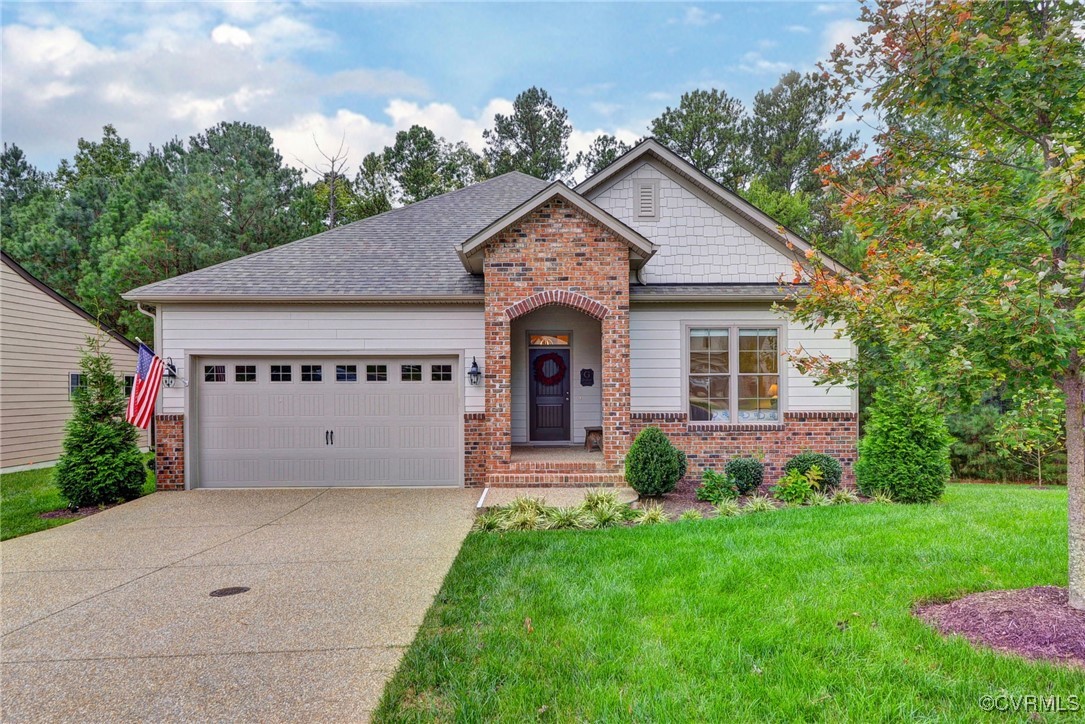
[534,352,567,386]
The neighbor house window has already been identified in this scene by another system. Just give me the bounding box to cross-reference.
[68,372,86,399]
[336,364,358,382]
[301,365,322,382]
[204,365,226,383]
[235,365,256,382]
[401,364,422,382]
[688,327,779,422]
[431,364,452,382]
[270,365,292,382]
[123,375,135,397]
[366,364,387,382]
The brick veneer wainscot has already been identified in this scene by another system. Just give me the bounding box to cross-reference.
[464,412,487,487]
[482,196,632,472]
[154,414,185,491]
[630,411,858,486]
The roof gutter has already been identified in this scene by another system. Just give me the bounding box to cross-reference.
[121,293,487,304]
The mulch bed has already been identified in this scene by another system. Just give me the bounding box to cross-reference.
[636,479,870,517]
[39,503,118,520]
[915,586,1085,669]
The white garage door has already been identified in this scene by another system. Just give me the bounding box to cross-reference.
[196,357,462,488]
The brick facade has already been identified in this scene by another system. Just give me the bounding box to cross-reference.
[630,411,858,487]
[482,196,631,474]
[154,414,185,491]
[464,412,487,487]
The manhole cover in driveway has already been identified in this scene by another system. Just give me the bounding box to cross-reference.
[209,587,250,597]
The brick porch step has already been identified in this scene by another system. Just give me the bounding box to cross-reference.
[486,471,626,487]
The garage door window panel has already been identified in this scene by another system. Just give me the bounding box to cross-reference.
[235,365,256,382]
[301,365,322,382]
[431,364,452,382]
[366,364,387,382]
[336,364,358,382]
[401,364,422,382]
[204,365,226,383]
[271,365,292,382]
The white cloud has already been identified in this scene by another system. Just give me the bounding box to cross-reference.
[786,24,811,34]
[822,18,866,55]
[670,6,721,27]
[211,23,253,48]
[735,51,792,75]
[814,3,852,14]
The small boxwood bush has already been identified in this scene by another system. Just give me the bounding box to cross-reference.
[784,452,843,490]
[724,457,764,494]
[855,381,952,504]
[625,426,685,496]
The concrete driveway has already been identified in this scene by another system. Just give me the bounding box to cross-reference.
[1,488,477,723]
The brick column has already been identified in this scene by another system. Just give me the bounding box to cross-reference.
[154,414,185,490]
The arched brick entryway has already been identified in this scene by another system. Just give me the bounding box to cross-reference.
[505,291,610,322]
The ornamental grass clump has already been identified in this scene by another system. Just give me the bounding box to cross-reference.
[473,510,503,532]
[831,488,860,505]
[543,506,590,530]
[714,499,742,518]
[625,427,686,497]
[634,502,669,526]
[807,492,832,507]
[744,495,776,513]
[678,509,703,522]
[588,502,625,529]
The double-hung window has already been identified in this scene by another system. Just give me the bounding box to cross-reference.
[688,327,780,422]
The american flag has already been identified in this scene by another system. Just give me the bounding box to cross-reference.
[126,343,164,429]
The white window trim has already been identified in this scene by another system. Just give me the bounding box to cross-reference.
[682,322,787,424]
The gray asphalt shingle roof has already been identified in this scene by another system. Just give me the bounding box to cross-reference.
[124,171,550,300]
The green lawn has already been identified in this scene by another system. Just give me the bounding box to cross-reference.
[377,484,1083,722]
[0,455,155,541]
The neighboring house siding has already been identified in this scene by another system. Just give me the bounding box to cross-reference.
[629,305,855,414]
[0,262,146,468]
[157,304,486,414]
[510,306,603,445]
[590,161,797,284]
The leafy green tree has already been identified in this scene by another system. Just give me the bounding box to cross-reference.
[649,88,749,190]
[747,71,857,195]
[384,125,487,204]
[577,134,631,176]
[54,334,146,507]
[742,178,815,236]
[352,152,394,219]
[1,143,47,209]
[55,124,139,192]
[791,0,1085,605]
[996,387,1066,487]
[484,87,574,181]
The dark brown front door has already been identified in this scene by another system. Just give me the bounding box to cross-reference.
[529,348,571,441]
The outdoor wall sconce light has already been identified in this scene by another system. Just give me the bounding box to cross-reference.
[163,357,178,387]
[468,357,482,385]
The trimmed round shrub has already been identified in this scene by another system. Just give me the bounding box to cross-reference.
[783,452,843,491]
[854,381,952,504]
[625,426,685,496]
[724,457,764,494]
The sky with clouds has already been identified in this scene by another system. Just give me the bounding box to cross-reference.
[1,1,865,178]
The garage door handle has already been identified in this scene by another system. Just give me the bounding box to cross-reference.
[330,430,334,445]
[325,430,330,446]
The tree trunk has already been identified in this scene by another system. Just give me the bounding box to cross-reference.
[1065,363,1085,610]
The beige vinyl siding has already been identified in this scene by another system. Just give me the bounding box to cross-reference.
[157,304,486,415]
[629,305,855,414]
[1,262,147,468]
